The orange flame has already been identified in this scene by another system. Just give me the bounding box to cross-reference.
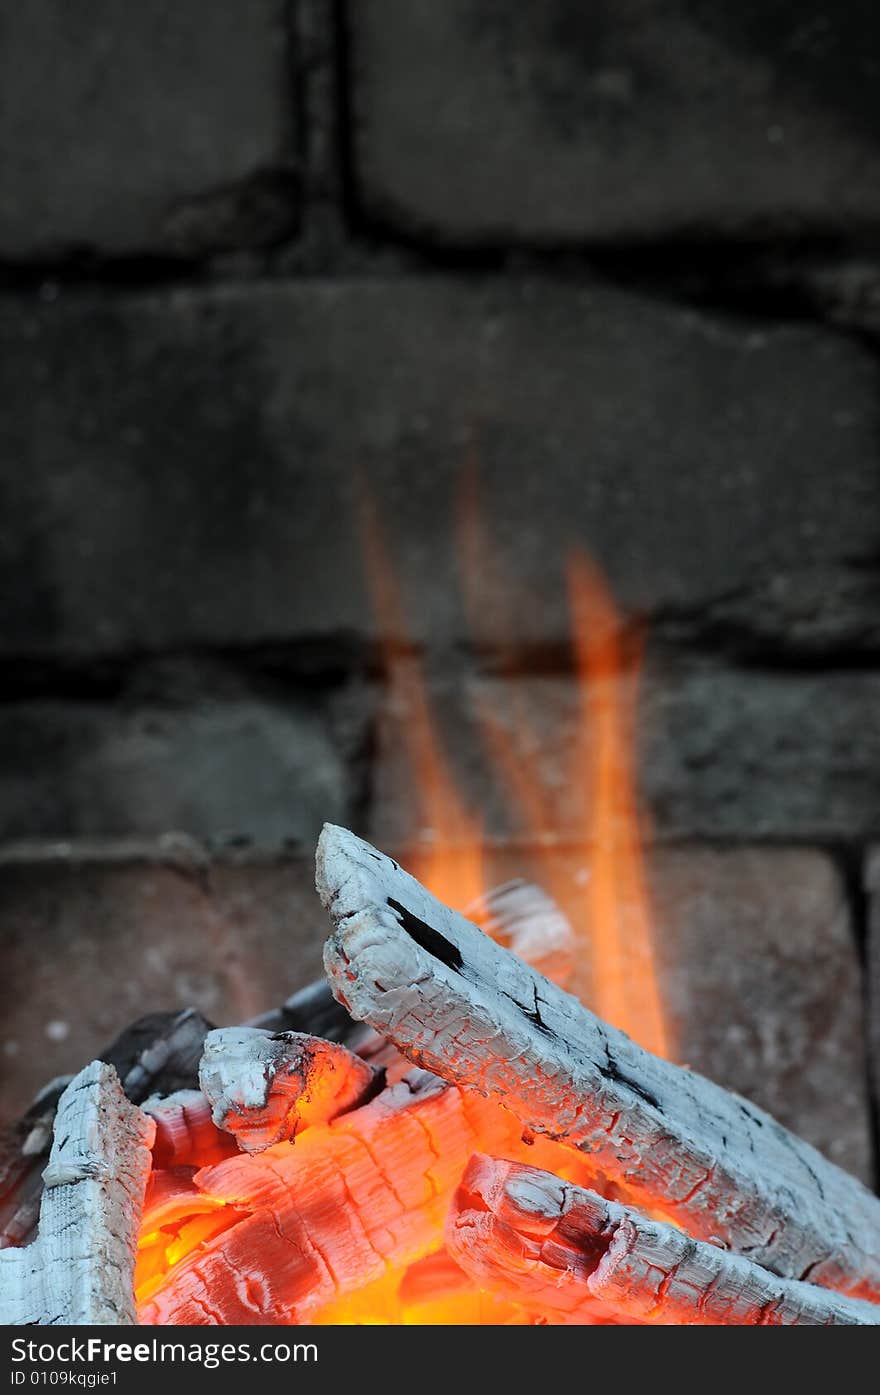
[566,555,670,1058]
[454,458,671,1057]
[359,485,485,909]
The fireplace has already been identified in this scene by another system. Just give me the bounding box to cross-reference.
[2,0,880,1333]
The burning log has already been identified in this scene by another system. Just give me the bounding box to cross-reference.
[251,876,574,1045]
[0,1062,155,1325]
[137,1070,593,1323]
[0,1009,213,1252]
[198,1027,383,1153]
[448,1157,880,1326]
[143,1090,237,1169]
[318,824,880,1300]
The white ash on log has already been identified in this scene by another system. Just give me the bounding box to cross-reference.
[448,1156,880,1326]
[198,1027,383,1153]
[138,1070,593,1324]
[0,1062,155,1326]
[318,824,880,1300]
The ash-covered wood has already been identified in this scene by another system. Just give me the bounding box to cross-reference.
[0,1077,71,1250]
[449,1156,880,1326]
[138,1071,593,1323]
[199,1027,383,1153]
[318,824,880,1300]
[0,1009,213,1252]
[0,1062,155,1326]
[249,876,572,1042]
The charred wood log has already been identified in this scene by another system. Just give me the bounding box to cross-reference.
[448,1156,880,1325]
[0,1010,213,1252]
[318,824,880,1300]
[250,877,573,1043]
[248,979,363,1045]
[142,1090,237,1169]
[198,1028,383,1153]
[0,1062,155,1325]
[110,1009,214,1105]
[0,1078,72,1250]
[138,1072,593,1323]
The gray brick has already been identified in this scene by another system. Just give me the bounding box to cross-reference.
[1,278,878,662]
[350,0,880,241]
[1,841,871,1183]
[367,665,880,845]
[0,1,296,258]
[0,670,370,845]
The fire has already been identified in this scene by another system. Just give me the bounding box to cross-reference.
[134,473,671,1324]
[359,485,485,910]
[565,555,670,1058]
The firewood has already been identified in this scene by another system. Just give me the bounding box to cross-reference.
[143,1090,238,1168]
[0,1062,155,1326]
[248,978,364,1045]
[448,1157,880,1326]
[137,1071,594,1324]
[198,1027,383,1154]
[317,824,880,1300]
[0,1009,213,1252]
[112,1008,213,1104]
[250,876,573,1043]
[0,1078,71,1251]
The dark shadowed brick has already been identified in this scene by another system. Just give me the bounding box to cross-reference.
[1,279,878,662]
[349,0,880,241]
[0,0,297,258]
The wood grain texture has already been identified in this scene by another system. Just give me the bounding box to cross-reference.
[0,1062,155,1325]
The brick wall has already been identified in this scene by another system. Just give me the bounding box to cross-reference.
[1,2,879,1181]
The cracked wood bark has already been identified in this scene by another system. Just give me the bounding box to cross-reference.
[0,1061,155,1325]
[317,823,880,1300]
[198,1027,382,1153]
[138,1070,594,1324]
[448,1156,880,1326]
